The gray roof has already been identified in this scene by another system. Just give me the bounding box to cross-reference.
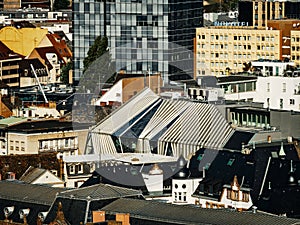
[102,198,300,225]
[19,167,46,183]
[0,180,62,206]
[58,183,143,201]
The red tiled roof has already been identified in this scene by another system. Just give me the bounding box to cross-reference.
[46,33,72,59]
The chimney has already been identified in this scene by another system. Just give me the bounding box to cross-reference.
[116,213,130,225]
[92,211,105,223]
[267,135,272,143]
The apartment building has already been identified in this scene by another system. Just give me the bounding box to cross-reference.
[0,118,89,155]
[195,26,281,77]
[195,19,300,77]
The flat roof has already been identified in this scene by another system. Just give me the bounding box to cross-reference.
[0,117,28,126]
[64,153,178,165]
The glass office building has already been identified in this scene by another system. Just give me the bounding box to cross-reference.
[73,0,203,84]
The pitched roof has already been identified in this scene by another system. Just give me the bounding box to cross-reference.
[102,198,300,225]
[46,33,72,59]
[18,58,48,77]
[0,180,61,205]
[58,183,143,201]
[19,166,47,183]
[0,41,23,60]
[44,184,143,225]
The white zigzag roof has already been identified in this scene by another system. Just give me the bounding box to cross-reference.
[86,88,234,158]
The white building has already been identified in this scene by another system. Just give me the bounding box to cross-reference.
[196,175,253,211]
[172,178,201,205]
[251,60,295,76]
[254,76,300,111]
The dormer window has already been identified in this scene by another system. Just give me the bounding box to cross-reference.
[227,158,235,166]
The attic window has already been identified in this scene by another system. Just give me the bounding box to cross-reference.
[197,154,203,161]
[227,158,235,166]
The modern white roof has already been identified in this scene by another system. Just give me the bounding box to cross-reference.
[86,88,234,159]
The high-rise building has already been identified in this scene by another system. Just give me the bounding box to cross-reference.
[73,0,203,84]
[238,0,300,28]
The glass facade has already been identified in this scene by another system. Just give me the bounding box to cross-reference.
[73,0,203,83]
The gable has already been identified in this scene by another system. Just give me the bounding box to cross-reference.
[32,170,63,185]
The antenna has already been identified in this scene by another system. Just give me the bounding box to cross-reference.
[30,64,48,104]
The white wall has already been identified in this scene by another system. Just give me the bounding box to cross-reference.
[254,76,300,111]
[172,178,201,205]
[94,80,122,106]
[32,170,64,188]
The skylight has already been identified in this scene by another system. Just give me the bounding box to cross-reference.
[227,158,235,166]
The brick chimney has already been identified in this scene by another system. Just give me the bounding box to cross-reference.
[116,213,130,225]
[92,211,105,223]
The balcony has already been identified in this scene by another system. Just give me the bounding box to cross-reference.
[39,145,78,153]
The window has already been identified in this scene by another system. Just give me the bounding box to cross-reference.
[183,192,187,202]
[178,192,182,201]
[225,189,231,200]
[10,141,13,150]
[267,83,270,92]
[15,141,19,151]
[290,99,295,105]
[69,165,74,174]
[174,192,178,201]
[283,83,286,92]
[280,99,283,109]
[242,193,249,202]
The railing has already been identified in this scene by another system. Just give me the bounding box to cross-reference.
[39,145,78,152]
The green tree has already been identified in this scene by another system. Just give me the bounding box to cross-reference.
[83,36,108,72]
[80,36,115,93]
[61,61,73,84]
[53,0,70,10]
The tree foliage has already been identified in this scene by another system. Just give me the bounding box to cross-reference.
[53,0,70,10]
[61,61,73,84]
[80,36,116,93]
[83,36,109,72]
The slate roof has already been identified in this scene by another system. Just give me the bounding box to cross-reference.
[102,198,300,225]
[192,148,256,200]
[191,141,300,217]
[224,130,255,150]
[18,58,48,77]
[0,180,62,205]
[44,184,143,225]
[81,158,184,195]
[58,183,143,201]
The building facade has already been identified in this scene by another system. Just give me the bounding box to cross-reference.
[238,0,300,29]
[73,0,203,83]
[195,20,300,77]
[195,26,281,76]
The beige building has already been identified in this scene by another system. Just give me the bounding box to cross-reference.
[195,19,300,77]
[195,26,281,77]
[253,0,285,28]
[0,118,89,156]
